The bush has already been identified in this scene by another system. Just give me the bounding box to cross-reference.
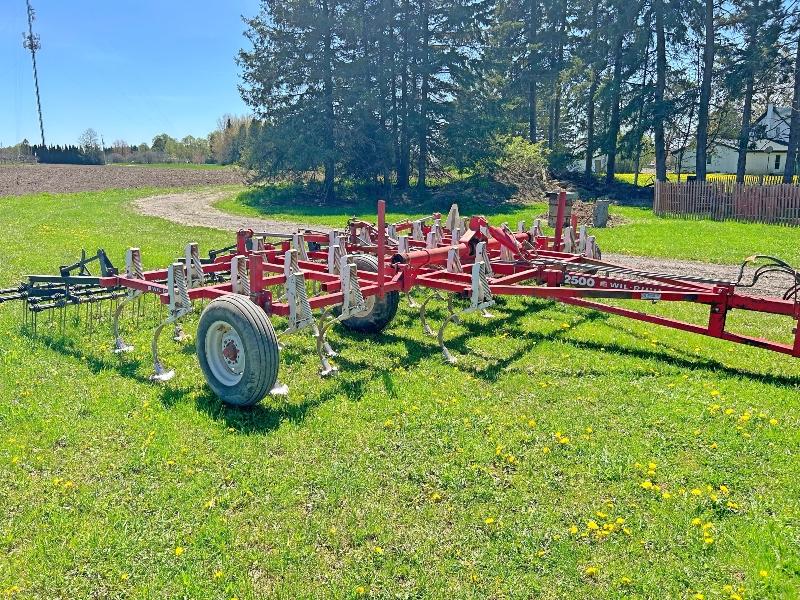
[492,136,550,199]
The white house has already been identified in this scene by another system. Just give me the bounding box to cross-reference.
[566,153,608,173]
[672,104,790,175]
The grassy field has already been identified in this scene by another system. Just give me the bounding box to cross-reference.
[615,173,800,187]
[1,188,799,598]
[218,189,800,265]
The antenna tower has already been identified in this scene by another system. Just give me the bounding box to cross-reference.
[22,0,45,146]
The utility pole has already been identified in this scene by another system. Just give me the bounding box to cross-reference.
[23,0,45,147]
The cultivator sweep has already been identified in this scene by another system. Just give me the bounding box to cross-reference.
[3,192,799,406]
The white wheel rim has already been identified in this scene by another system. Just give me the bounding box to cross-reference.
[351,294,376,318]
[205,320,245,386]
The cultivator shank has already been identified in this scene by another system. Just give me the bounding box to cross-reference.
[3,192,799,406]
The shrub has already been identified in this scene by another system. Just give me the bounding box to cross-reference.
[493,136,550,199]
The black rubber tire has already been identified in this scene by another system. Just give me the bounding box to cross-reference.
[196,294,279,407]
[336,254,400,333]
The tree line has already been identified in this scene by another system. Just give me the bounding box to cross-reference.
[238,0,800,200]
[3,119,252,166]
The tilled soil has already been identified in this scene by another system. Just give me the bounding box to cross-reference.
[0,164,243,197]
[134,190,791,298]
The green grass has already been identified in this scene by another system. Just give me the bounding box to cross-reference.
[1,188,799,598]
[615,173,800,187]
[219,188,800,266]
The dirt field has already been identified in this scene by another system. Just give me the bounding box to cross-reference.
[0,163,243,197]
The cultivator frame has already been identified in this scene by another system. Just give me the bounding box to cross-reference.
[3,192,799,406]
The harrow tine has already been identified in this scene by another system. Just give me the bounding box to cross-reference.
[315,311,338,376]
[419,292,441,337]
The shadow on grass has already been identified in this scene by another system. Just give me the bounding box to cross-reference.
[236,175,527,220]
[25,328,152,384]
[189,374,371,435]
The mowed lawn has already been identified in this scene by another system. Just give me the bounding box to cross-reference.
[1,188,799,599]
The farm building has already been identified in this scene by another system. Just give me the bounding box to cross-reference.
[672,104,791,175]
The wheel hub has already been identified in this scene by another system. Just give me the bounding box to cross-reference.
[205,321,246,386]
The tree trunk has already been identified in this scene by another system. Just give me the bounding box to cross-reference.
[397,0,410,189]
[322,0,336,202]
[584,67,598,177]
[527,0,538,142]
[529,80,538,142]
[550,2,567,148]
[784,32,800,183]
[417,0,429,190]
[654,0,667,182]
[584,0,600,178]
[605,32,624,184]
[696,0,714,181]
[736,72,754,183]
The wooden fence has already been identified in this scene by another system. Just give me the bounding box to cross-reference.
[654,180,800,226]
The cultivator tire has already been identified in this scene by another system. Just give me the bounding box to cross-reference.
[196,295,279,407]
[337,254,399,333]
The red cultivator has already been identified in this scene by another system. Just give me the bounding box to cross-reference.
[2,192,799,406]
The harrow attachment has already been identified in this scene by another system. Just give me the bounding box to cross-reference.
[2,192,799,407]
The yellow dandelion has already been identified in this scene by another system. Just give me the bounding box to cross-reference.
[769,418,778,425]
[558,436,570,444]
[569,525,578,535]
[724,408,734,415]
[204,498,217,509]
[691,518,703,526]
[710,442,718,449]
[584,566,599,578]
[355,585,367,596]
[620,576,632,585]
[383,419,394,429]
[174,546,185,557]
[528,418,537,428]
[586,520,600,531]
[710,390,720,396]
[615,517,625,524]
[484,517,495,525]
[662,491,672,499]
[374,546,384,555]
[641,480,654,490]
[759,569,769,578]
[719,485,729,494]
[704,537,714,545]
[693,594,705,600]
[690,488,703,496]
[542,446,551,454]
[213,570,223,580]
[506,454,517,464]
[430,492,442,502]
[120,573,130,581]
[536,549,546,557]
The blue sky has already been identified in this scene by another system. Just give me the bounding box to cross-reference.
[0,0,260,147]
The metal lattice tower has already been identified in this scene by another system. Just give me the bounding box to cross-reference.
[22,0,45,146]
